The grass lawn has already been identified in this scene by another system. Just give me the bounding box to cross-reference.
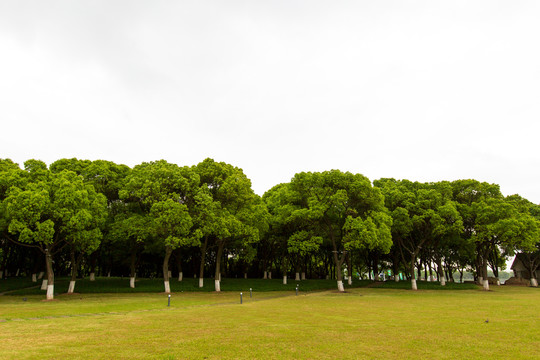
[0,283,538,359]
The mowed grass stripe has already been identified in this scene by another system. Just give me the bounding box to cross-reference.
[0,291,299,322]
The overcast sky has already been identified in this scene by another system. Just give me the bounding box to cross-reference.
[1,1,539,202]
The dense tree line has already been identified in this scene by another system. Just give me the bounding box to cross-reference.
[1,158,539,299]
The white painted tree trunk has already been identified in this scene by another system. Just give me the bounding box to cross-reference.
[268,272,271,279]
[411,279,417,290]
[440,277,446,286]
[194,274,197,278]
[295,272,300,281]
[496,278,500,286]
[215,279,220,292]
[41,279,48,290]
[199,278,204,288]
[337,280,345,292]
[164,280,171,293]
[89,272,95,281]
[283,275,287,285]
[325,275,329,280]
[348,277,352,285]
[68,281,76,294]
[15,268,20,276]
[130,277,135,288]
[46,285,54,300]
[244,273,247,279]
[107,271,111,278]
[32,273,37,282]
[178,272,183,281]
[38,271,44,279]
[395,275,400,282]
[530,278,538,287]
[263,271,267,279]
[301,272,306,280]
[483,279,490,291]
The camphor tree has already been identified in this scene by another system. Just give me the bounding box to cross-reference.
[263,183,322,284]
[194,159,267,292]
[50,158,131,281]
[470,196,539,291]
[0,159,28,279]
[290,170,391,292]
[120,160,201,293]
[150,199,194,293]
[108,212,153,288]
[375,179,463,290]
[5,161,107,299]
[450,180,502,286]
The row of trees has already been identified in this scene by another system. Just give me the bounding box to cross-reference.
[1,158,539,299]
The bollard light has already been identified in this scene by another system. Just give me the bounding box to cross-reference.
[168,294,171,307]
[250,288,252,298]
[240,292,243,304]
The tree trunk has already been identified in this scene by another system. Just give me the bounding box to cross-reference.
[163,246,173,293]
[199,236,208,288]
[0,243,9,279]
[45,249,54,300]
[482,257,489,291]
[436,258,446,286]
[129,249,137,288]
[68,250,82,294]
[347,253,352,285]
[295,272,300,281]
[282,257,288,284]
[89,251,97,281]
[410,257,418,291]
[176,250,183,281]
[268,271,272,279]
[263,270,267,279]
[214,241,224,292]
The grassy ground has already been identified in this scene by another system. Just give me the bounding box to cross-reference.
[4,276,477,295]
[0,284,538,359]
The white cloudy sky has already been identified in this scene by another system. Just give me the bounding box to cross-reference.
[1,1,539,202]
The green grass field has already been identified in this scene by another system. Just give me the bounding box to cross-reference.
[0,279,538,359]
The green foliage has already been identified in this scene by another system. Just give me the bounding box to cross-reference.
[4,169,107,254]
[150,199,194,249]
